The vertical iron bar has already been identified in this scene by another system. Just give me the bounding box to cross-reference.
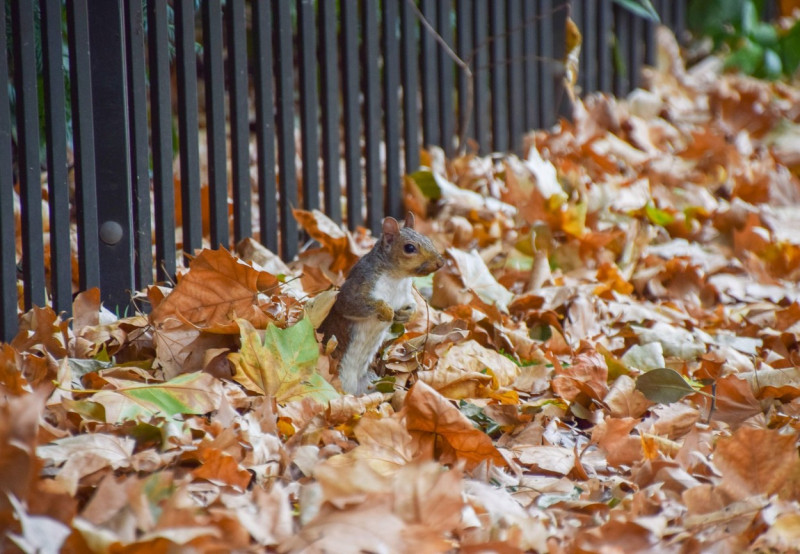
[583,0,598,93]
[437,0,455,156]
[473,0,489,153]
[456,0,473,143]
[383,0,402,219]
[319,0,341,223]
[125,0,152,291]
[341,0,362,229]
[0,4,17,340]
[537,0,555,128]
[88,0,134,312]
[571,0,584,94]
[420,0,439,147]
[629,11,644,90]
[203,0,228,249]
[489,1,507,151]
[553,0,569,120]
[273,0,299,256]
[298,0,320,214]
[363,0,382,234]
[253,1,278,252]
[175,0,202,260]
[598,0,613,93]
[228,0,251,243]
[401,0,420,172]
[147,0,175,281]
[614,5,631,96]
[67,0,99,292]
[507,0,523,152]
[40,0,71,314]
[522,0,539,130]
[11,0,45,309]
[674,0,686,40]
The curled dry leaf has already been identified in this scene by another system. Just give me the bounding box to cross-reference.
[404,380,506,470]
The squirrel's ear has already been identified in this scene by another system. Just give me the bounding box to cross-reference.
[382,217,400,243]
[404,212,416,229]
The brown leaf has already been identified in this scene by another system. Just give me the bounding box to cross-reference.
[714,426,800,501]
[404,380,506,470]
[592,416,642,467]
[150,248,279,333]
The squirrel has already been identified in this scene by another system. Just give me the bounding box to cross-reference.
[319,212,444,395]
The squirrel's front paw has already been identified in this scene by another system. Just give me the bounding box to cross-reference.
[375,301,394,322]
[393,304,415,323]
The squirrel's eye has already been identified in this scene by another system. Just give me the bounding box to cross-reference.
[403,243,417,254]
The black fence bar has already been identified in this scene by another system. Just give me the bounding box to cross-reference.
[125,0,152,292]
[630,10,644,90]
[11,0,46,310]
[273,0,299,257]
[473,0,489,153]
[507,0,523,152]
[420,0,440,148]
[614,5,631,97]
[437,0,455,157]
[89,0,134,312]
[583,0,598,93]
[0,5,16,341]
[41,0,71,315]
[598,0,613,93]
[522,0,539,131]
[456,0,473,145]
[228,0,251,244]
[67,0,99,293]
[252,1,279,253]
[362,0,382,234]
[341,0,362,229]
[203,0,229,250]
[401,0,420,172]
[175,0,202,261]
[537,0,555,129]
[147,0,175,282]
[298,0,320,215]
[490,1,508,151]
[319,0,341,223]
[383,0,402,219]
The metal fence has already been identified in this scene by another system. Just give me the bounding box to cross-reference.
[0,0,687,341]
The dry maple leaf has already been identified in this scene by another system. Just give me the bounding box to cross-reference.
[404,380,506,470]
[150,248,279,333]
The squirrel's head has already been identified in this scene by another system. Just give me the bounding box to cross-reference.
[380,213,445,276]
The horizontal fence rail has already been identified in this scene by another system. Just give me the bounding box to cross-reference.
[1,0,689,341]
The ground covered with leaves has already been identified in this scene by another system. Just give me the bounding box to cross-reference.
[4,31,800,553]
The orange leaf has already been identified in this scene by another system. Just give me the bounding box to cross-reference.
[404,380,506,470]
[150,248,279,333]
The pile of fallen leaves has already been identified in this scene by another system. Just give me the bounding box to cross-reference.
[4,29,800,552]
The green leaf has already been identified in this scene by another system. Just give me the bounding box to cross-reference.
[459,400,502,436]
[229,318,338,403]
[408,170,441,200]
[89,372,223,423]
[724,38,765,75]
[645,203,675,226]
[635,367,697,404]
[612,0,660,22]
[779,20,800,76]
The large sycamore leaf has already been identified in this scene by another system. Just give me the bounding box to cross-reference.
[229,318,338,403]
[405,380,506,470]
[149,248,279,333]
[89,372,223,423]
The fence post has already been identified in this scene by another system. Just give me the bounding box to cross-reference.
[87,0,134,314]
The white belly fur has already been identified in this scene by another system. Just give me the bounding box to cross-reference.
[338,275,414,394]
